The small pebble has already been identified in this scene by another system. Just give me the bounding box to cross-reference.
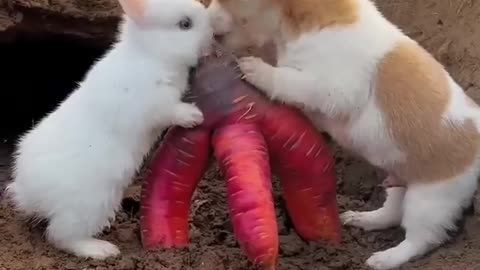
[64,262,77,270]
[279,234,305,256]
[116,227,136,243]
[118,258,136,270]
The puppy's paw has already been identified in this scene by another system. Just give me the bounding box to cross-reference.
[366,247,410,270]
[341,211,366,226]
[238,56,271,88]
[174,103,204,128]
[341,210,385,231]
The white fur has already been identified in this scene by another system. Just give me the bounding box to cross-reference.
[208,0,480,269]
[346,163,479,270]
[341,184,406,232]
[6,0,212,260]
[207,0,233,35]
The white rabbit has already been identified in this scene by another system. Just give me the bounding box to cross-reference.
[207,0,480,269]
[6,0,213,260]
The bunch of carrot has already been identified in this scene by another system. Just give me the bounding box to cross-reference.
[140,45,341,270]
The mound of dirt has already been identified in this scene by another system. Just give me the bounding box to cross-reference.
[0,0,120,45]
[1,0,480,270]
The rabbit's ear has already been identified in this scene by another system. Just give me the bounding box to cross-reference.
[118,0,145,22]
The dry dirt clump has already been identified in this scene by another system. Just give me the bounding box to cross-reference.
[1,0,480,270]
[0,0,120,44]
[7,0,120,20]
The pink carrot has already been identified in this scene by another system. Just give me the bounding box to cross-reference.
[213,123,279,270]
[261,104,341,244]
[140,127,211,249]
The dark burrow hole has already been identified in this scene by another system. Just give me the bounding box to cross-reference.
[0,32,135,223]
[0,33,147,216]
[0,33,111,196]
[0,33,111,144]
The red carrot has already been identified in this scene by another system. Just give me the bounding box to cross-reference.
[262,104,341,244]
[212,123,278,270]
[140,127,211,249]
[140,44,341,268]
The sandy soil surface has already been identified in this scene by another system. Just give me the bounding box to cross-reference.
[1,0,480,269]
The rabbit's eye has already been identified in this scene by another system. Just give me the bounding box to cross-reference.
[178,17,193,30]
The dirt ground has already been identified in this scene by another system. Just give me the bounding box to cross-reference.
[1,0,480,269]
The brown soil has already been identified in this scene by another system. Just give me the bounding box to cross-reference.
[1,0,480,269]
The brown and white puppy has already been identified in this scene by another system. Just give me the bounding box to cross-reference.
[206,0,480,269]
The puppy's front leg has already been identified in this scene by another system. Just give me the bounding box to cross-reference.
[238,56,325,113]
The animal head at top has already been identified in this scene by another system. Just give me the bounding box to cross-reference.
[207,0,359,51]
[118,0,214,66]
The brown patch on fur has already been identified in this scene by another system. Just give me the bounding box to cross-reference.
[216,0,358,40]
[274,0,359,34]
[376,40,480,182]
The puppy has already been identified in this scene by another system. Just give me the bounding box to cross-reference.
[207,0,480,269]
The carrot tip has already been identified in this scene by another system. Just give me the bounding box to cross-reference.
[213,124,279,269]
[262,261,277,270]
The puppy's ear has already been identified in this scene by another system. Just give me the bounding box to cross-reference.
[118,0,146,23]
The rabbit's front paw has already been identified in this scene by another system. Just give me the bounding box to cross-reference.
[174,103,204,128]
